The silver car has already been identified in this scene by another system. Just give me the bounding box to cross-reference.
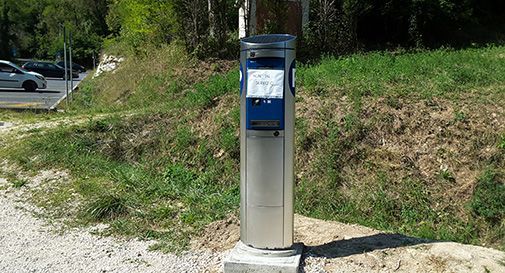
[0,60,47,92]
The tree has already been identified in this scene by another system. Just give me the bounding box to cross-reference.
[0,0,44,59]
[106,0,179,51]
[0,0,11,59]
[35,0,109,63]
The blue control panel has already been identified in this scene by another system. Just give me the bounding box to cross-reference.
[246,58,285,130]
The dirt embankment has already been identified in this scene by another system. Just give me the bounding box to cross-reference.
[193,214,505,273]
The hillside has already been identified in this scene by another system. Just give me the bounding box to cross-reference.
[0,45,504,256]
[1,169,503,273]
[0,169,503,273]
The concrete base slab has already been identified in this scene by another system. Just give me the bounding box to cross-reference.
[223,241,303,273]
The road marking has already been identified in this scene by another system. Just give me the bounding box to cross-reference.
[50,73,88,110]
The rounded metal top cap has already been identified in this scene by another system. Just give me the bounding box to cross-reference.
[241,34,296,50]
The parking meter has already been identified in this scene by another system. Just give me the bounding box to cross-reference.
[239,34,296,249]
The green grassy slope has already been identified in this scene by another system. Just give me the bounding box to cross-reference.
[3,45,504,251]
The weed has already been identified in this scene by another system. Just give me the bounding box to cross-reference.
[88,119,112,133]
[343,113,359,131]
[85,192,130,220]
[174,126,196,152]
[499,135,505,150]
[454,111,467,123]
[439,169,456,183]
[470,169,505,224]
[11,179,28,188]
[386,96,401,109]
[219,126,238,156]
[1,172,26,188]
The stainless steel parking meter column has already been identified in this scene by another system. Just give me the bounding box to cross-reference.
[239,34,296,249]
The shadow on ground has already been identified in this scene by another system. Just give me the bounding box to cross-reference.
[306,233,431,259]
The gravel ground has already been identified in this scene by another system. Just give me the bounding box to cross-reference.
[0,177,224,273]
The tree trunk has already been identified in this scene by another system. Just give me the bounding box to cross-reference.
[239,0,249,38]
[208,0,215,37]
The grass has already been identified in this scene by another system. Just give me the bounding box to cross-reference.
[65,44,236,116]
[470,169,505,223]
[86,193,130,220]
[499,135,505,150]
[2,45,505,251]
[0,169,28,188]
[5,113,240,252]
[0,109,61,122]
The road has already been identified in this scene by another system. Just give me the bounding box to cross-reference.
[0,72,88,110]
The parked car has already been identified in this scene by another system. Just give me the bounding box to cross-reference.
[0,60,47,92]
[56,61,86,73]
[22,61,79,79]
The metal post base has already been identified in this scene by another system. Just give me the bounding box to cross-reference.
[223,241,303,273]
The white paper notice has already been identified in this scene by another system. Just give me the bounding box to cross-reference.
[247,69,284,98]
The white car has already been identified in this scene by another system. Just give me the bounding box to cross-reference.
[0,60,47,92]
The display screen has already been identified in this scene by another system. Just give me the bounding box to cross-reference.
[246,69,284,99]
